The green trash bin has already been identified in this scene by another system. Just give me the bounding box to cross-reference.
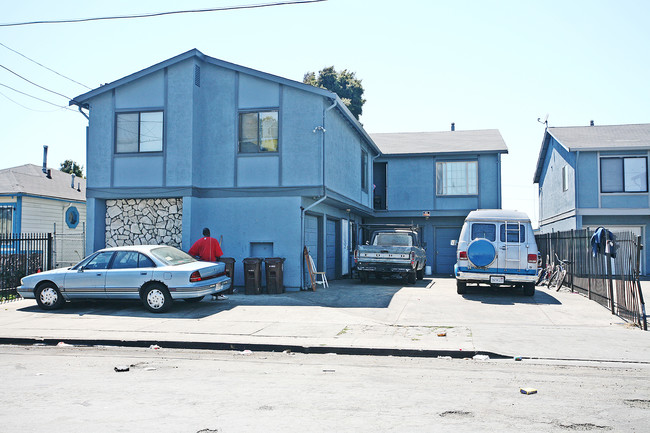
[243,258,262,295]
[218,257,236,294]
[264,257,286,294]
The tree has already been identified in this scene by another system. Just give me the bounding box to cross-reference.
[303,67,366,120]
[60,160,84,178]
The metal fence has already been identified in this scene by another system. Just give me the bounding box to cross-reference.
[0,233,53,301]
[536,229,647,330]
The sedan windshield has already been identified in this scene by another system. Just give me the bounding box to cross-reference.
[150,246,196,266]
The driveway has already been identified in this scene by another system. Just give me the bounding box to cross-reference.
[1,277,648,362]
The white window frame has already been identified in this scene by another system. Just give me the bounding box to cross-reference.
[436,161,478,196]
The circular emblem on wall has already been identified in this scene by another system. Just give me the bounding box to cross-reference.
[66,206,80,229]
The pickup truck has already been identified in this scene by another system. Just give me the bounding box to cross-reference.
[354,228,427,284]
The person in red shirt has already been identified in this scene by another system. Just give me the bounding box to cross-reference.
[189,228,227,300]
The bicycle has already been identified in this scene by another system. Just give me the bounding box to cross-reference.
[548,253,572,291]
[535,255,553,286]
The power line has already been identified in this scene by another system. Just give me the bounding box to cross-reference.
[0,42,92,89]
[0,89,66,112]
[0,82,75,111]
[0,0,326,27]
[0,63,70,100]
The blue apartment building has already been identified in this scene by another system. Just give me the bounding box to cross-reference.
[70,49,507,288]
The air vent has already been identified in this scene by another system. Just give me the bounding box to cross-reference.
[194,65,201,87]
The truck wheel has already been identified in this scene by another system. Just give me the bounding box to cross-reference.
[457,281,467,294]
[407,271,416,284]
[416,266,424,280]
[359,271,369,284]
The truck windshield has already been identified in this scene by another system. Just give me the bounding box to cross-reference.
[373,233,413,246]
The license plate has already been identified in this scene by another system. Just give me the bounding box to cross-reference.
[490,275,505,284]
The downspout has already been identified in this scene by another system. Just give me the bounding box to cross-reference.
[497,153,502,208]
[300,97,337,289]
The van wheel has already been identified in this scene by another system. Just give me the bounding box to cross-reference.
[457,281,467,295]
[523,283,535,296]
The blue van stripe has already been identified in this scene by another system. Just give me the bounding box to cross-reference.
[457,266,537,276]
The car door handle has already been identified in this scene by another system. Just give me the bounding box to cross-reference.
[96,273,103,276]
[140,272,147,275]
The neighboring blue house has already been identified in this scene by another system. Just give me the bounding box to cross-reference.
[533,123,650,274]
[69,49,508,288]
[369,129,508,274]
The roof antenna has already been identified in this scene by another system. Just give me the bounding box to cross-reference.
[537,114,549,129]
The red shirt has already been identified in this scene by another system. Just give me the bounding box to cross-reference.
[188,236,223,262]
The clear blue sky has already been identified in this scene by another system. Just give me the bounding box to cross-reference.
[2,0,650,226]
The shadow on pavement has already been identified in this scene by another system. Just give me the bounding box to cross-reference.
[460,285,562,305]
[16,277,426,318]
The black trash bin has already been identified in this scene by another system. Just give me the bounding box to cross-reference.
[243,258,262,295]
[219,257,236,294]
[264,257,286,294]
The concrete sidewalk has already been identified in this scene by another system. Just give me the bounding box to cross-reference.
[1,277,648,362]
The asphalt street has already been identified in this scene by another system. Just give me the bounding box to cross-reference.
[2,345,650,433]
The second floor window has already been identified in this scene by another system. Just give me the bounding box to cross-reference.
[601,156,648,193]
[116,111,163,153]
[436,161,478,196]
[239,110,279,153]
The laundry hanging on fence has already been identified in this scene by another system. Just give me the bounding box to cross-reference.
[590,227,617,258]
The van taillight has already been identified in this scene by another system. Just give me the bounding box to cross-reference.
[190,271,202,282]
[527,254,537,264]
[459,251,468,260]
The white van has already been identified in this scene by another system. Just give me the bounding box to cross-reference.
[453,209,539,296]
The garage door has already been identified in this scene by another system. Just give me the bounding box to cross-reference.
[435,227,462,275]
[304,215,320,284]
[326,219,338,280]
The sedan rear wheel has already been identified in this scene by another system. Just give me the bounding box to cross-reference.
[142,284,172,313]
[35,283,64,310]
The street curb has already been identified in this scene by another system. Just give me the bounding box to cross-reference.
[0,337,509,359]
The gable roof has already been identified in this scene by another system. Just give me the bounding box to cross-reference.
[548,123,650,151]
[69,48,380,155]
[0,164,86,202]
[533,123,650,183]
[370,129,508,155]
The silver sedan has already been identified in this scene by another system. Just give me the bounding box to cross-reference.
[18,245,231,313]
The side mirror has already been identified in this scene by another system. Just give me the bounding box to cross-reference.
[450,240,457,246]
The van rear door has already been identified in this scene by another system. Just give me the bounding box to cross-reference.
[496,221,526,272]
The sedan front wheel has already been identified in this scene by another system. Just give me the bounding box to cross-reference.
[142,284,172,313]
[35,283,64,310]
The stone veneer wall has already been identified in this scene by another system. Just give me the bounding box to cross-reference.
[105,198,183,248]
